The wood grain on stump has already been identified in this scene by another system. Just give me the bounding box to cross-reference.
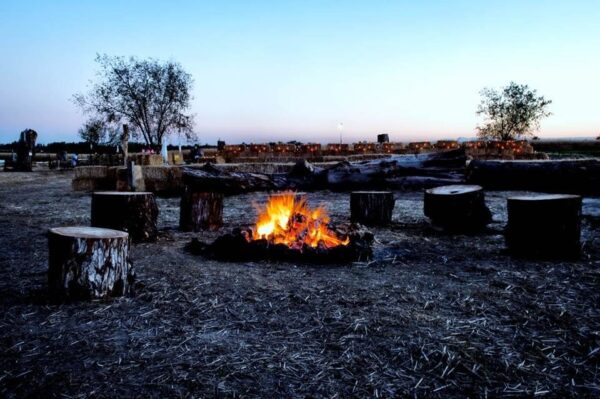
[424,185,492,231]
[48,226,134,300]
[350,191,395,226]
[180,187,223,231]
[91,191,158,242]
[506,194,582,258]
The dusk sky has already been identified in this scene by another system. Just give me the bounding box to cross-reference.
[0,0,598,144]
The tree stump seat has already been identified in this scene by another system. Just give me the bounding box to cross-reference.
[180,187,223,231]
[91,191,158,242]
[350,191,395,226]
[506,194,582,258]
[48,226,134,300]
[424,185,492,232]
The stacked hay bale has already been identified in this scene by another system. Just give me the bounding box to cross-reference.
[71,166,115,192]
[326,143,350,155]
[128,153,163,166]
[435,140,460,151]
[299,143,322,157]
[464,141,487,159]
[248,144,271,159]
[408,142,433,153]
[465,140,542,160]
[271,143,298,157]
[141,165,183,195]
[352,142,378,154]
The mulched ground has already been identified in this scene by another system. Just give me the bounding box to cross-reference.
[0,169,599,398]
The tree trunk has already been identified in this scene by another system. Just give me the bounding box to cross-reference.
[180,188,223,231]
[121,124,129,167]
[424,185,492,231]
[350,191,395,226]
[467,159,600,194]
[182,149,466,194]
[91,191,159,242]
[48,226,134,300]
[506,194,582,258]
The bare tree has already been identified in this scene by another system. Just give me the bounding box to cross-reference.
[477,82,552,140]
[74,54,195,148]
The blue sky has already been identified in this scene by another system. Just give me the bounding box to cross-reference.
[0,0,598,144]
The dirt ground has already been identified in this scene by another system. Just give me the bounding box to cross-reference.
[1,169,599,398]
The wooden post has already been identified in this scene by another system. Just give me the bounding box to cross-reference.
[350,191,395,226]
[180,187,223,231]
[48,226,133,300]
[121,124,129,167]
[91,191,159,242]
[126,160,144,191]
[506,194,582,258]
[424,185,492,232]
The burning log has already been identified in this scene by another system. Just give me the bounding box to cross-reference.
[424,185,492,232]
[187,224,373,264]
[91,191,159,242]
[467,159,600,194]
[186,192,374,263]
[506,194,582,258]
[350,191,395,226]
[180,188,223,231]
[48,226,134,300]
[182,149,466,194]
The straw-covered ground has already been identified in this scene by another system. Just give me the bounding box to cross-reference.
[1,169,599,398]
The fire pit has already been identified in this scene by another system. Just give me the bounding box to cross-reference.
[187,192,373,263]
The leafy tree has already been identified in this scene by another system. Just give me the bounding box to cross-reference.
[78,118,107,146]
[74,54,195,148]
[476,82,552,140]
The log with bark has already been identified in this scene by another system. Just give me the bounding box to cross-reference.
[350,191,395,226]
[467,159,600,194]
[505,194,582,258]
[180,189,223,231]
[91,191,159,242]
[182,149,466,194]
[424,185,492,232]
[48,226,134,300]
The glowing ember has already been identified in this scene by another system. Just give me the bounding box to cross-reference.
[251,192,350,249]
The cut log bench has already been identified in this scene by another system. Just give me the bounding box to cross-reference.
[506,194,582,258]
[48,226,134,300]
[350,191,395,226]
[424,185,492,232]
[180,187,223,231]
[91,191,159,242]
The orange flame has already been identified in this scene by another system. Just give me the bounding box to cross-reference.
[252,192,350,249]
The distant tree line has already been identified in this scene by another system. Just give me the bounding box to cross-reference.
[0,141,210,154]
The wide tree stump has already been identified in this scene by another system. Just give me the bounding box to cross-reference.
[424,185,492,231]
[506,194,582,258]
[48,227,134,300]
[91,191,159,242]
[180,187,223,231]
[350,191,395,226]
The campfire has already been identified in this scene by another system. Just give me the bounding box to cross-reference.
[187,192,373,263]
[252,192,350,250]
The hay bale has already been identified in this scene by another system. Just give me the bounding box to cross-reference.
[71,178,96,192]
[128,154,163,166]
[74,166,109,179]
[142,165,183,195]
[72,166,115,192]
